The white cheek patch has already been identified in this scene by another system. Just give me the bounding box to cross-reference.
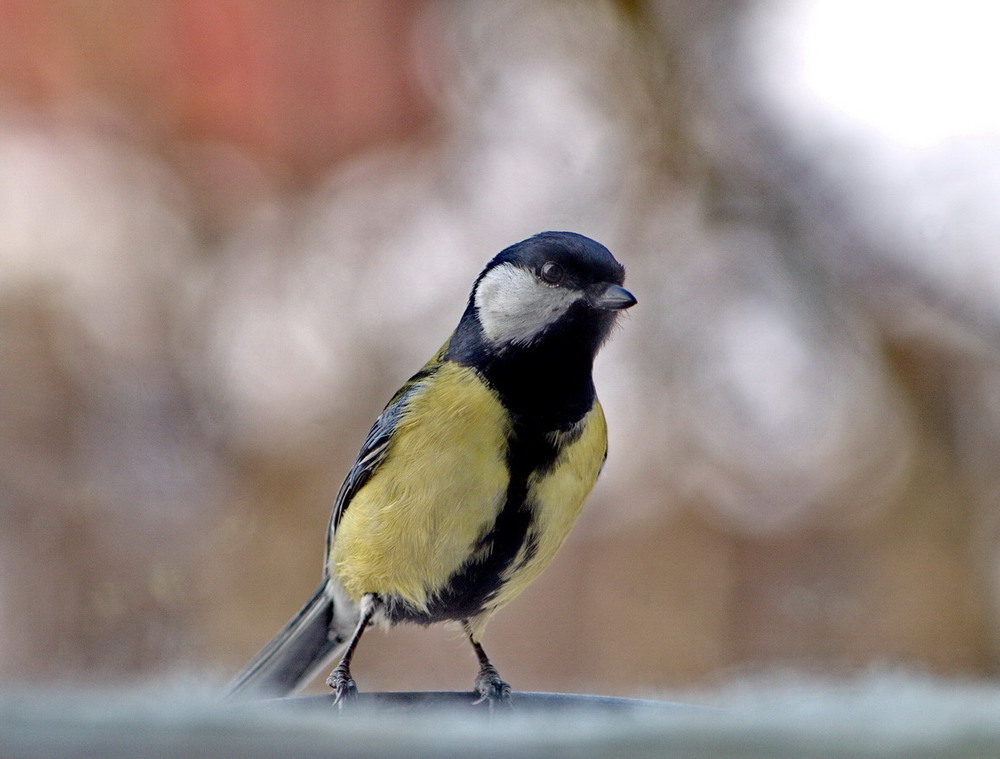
[474,263,581,347]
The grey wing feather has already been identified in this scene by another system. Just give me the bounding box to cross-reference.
[325,366,437,548]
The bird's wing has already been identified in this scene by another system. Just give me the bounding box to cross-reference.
[325,362,441,548]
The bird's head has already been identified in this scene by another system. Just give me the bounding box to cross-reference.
[468,231,636,353]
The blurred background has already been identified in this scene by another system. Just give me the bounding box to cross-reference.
[1,0,999,698]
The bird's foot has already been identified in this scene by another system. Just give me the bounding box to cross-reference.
[326,663,358,706]
[473,664,512,708]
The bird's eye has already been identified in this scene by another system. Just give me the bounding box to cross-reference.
[539,261,564,284]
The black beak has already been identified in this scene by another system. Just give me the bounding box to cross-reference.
[588,282,637,311]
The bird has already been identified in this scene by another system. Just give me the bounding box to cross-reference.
[227,231,636,705]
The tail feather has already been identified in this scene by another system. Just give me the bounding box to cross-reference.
[226,582,348,700]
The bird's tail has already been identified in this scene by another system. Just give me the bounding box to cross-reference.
[226,581,352,700]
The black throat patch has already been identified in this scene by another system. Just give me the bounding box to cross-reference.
[444,297,605,430]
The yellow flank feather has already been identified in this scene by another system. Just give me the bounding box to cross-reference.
[330,362,511,610]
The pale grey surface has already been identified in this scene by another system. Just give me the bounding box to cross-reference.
[2,674,1000,759]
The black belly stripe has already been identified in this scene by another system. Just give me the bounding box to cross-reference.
[383,420,561,624]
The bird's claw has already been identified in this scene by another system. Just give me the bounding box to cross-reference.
[327,664,358,706]
[473,664,512,708]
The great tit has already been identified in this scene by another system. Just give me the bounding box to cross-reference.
[228,231,636,704]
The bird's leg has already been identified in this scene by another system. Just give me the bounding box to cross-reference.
[327,594,377,705]
[463,621,512,706]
